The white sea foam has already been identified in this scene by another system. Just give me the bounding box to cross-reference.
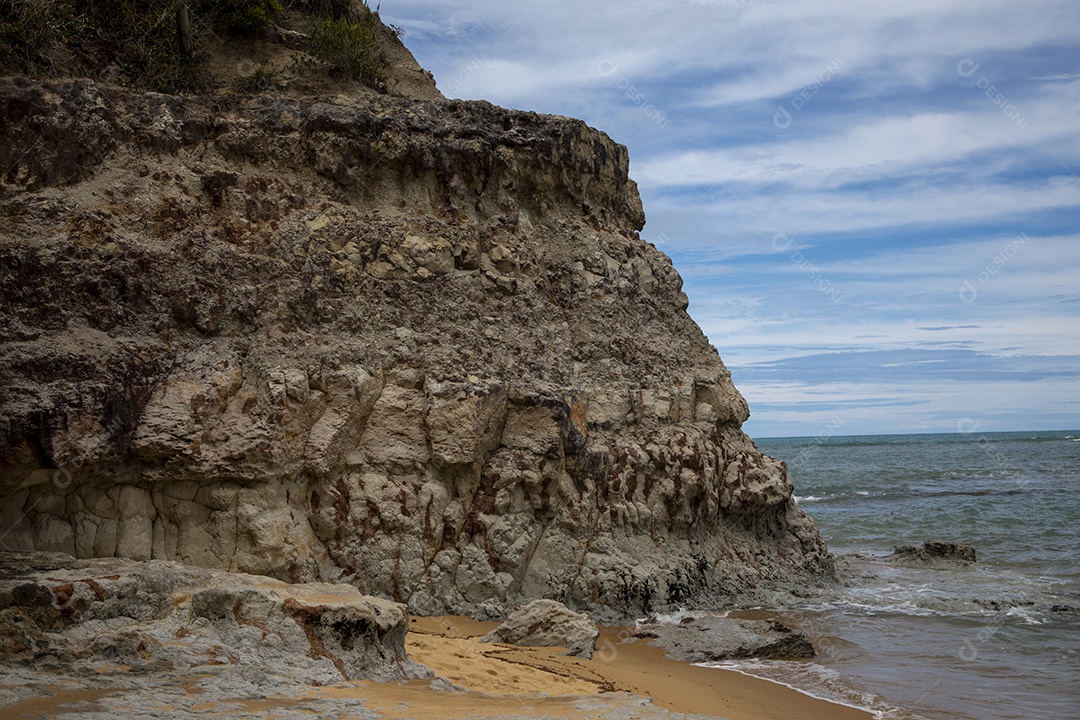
[635,607,699,627]
[794,494,825,503]
[1005,605,1047,625]
[697,659,930,720]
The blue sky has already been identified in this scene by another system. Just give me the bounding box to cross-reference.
[381,0,1080,438]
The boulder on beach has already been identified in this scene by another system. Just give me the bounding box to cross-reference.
[480,599,599,658]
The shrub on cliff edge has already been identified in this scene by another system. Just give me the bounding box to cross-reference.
[293,9,385,87]
[208,0,284,36]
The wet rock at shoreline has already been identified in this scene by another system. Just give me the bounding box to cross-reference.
[637,615,815,662]
[891,541,977,566]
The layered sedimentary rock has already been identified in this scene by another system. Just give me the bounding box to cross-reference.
[0,53,831,621]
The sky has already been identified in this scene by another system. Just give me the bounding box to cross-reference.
[380,0,1080,438]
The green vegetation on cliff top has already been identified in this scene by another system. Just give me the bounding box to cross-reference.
[0,0,387,93]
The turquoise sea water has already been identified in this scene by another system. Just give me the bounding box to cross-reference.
[705,431,1079,719]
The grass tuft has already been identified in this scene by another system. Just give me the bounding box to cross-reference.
[292,11,385,87]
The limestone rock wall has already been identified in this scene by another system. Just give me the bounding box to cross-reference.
[0,76,831,622]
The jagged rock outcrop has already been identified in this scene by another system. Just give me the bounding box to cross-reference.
[0,552,429,682]
[0,32,831,622]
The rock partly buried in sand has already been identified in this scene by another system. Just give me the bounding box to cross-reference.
[0,552,431,683]
[891,541,977,566]
[480,599,599,659]
[637,615,815,663]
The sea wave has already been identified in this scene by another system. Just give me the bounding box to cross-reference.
[794,490,887,504]
[757,430,1080,720]
[793,494,826,503]
[697,659,930,720]
[1004,605,1048,625]
[798,599,977,618]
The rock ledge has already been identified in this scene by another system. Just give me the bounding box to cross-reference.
[0,552,430,683]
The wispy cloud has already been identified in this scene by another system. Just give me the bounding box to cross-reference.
[386,0,1080,436]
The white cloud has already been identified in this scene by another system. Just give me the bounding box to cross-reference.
[641,175,1080,238]
[741,374,1080,436]
[635,104,1079,191]
[386,0,1080,435]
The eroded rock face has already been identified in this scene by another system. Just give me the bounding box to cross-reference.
[0,552,430,682]
[0,73,831,622]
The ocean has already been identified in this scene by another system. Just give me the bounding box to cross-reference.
[693,431,1079,719]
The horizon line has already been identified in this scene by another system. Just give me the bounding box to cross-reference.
[752,427,1080,441]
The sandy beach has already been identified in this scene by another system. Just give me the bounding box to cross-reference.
[1,613,873,720]
[363,615,874,720]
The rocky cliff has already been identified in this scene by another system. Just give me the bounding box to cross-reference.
[0,23,831,622]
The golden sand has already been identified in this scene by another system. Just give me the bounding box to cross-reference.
[388,615,872,720]
[2,615,872,719]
